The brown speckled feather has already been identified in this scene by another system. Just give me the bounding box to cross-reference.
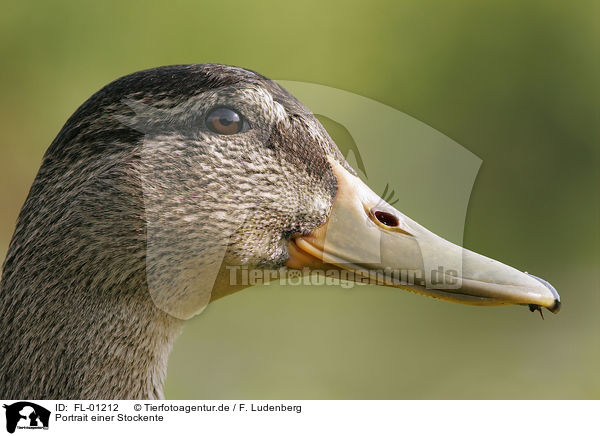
[0,65,349,399]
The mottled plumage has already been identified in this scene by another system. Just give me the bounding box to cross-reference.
[0,63,561,400]
[0,65,350,399]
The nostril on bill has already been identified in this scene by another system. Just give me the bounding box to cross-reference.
[374,210,399,227]
[527,273,561,314]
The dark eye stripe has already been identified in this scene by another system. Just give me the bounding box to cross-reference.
[206,107,244,135]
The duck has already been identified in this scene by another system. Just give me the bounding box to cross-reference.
[0,64,560,400]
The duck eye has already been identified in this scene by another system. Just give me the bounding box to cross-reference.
[206,107,244,135]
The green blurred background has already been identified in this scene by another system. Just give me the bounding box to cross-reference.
[0,0,598,398]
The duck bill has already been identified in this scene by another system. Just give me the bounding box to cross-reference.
[287,158,561,314]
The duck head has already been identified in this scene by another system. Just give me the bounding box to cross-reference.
[95,64,557,319]
[0,64,560,399]
[5,64,560,321]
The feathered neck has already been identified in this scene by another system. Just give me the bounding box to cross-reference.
[0,146,184,399]
[0,264,183,399]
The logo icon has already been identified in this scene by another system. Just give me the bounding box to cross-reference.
[3,402,50,434]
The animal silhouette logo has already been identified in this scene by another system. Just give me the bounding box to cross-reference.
[2,402,50,433]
